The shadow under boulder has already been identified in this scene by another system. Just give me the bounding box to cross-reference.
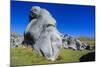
[79,52,95,62]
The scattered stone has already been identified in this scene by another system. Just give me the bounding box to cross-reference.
[10,32,23,48]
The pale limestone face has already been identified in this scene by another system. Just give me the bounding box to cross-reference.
[30,6,41,18]
[25,6,62,61]
[62,35,88,50]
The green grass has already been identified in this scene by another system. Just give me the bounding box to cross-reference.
[11,39,95,66]
[11,46,94,66]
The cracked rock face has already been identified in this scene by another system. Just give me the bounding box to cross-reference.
[10,32,23,48]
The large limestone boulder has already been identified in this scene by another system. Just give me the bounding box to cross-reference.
[23,6,62,61]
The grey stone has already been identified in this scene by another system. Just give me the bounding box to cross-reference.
[23,6,62,61]
[10,32,23,48]
[62,34,88,50]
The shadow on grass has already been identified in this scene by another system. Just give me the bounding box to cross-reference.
[79,52,95,62]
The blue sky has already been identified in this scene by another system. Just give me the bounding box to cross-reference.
[11,1,95,37]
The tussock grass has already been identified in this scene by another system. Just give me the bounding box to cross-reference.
[11,46,94,66]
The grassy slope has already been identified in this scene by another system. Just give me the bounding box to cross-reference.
[11,46,94,66]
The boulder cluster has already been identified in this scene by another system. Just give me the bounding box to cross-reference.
[10,32,23,48]
[61,34,88,50]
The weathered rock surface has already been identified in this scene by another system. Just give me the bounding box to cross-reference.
[62,34,88,50]
[10,32,23,48]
